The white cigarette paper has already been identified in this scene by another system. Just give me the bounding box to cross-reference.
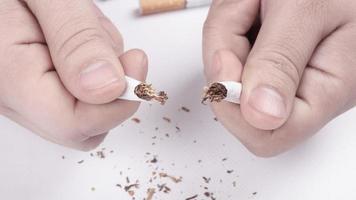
[186,0,212,8]
[118,76,144,102]
[219,81,242,104]
[202,81,242,104]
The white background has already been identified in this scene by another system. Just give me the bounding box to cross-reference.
[1,1,356,199]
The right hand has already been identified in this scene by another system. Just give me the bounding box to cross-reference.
[0,0,148,150]
[203,0,356,157]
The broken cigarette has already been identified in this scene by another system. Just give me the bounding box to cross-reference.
[118,76,168,105]
[139,0,212,15]
[202,81,242,104]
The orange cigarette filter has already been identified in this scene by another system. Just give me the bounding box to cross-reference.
[140,0,187,15]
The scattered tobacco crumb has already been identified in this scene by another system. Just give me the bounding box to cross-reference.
[252,192,258,195]
[116,184,122,188]
[214,117,218,121]
[131,118,141,123]
[157,184,171,193]
[162,117,171,123]
[185,194,198,200]
[150,157,158,164]
[96,151,105,159]
[202,82,227,104]
[124,183,139,192]
[77,160,84,164]
[146,188,155,200]
[222,158,228,162]
[61,156,65,159]
[204,192,211,197]
[227,170,234,174]
[159,173,182,183]
[202,177,211,184]
[128,190,135,196]
[175,126,181,132]
[181,106,190,112]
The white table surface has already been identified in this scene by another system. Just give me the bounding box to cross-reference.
[1,1,356,199]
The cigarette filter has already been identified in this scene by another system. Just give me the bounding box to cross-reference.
[139,0,212,15]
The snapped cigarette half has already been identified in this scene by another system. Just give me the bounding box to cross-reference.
[118,76,168,105]
[202,81,242,104]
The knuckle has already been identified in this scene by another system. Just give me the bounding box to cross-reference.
[254,47,302,90]
[295,0,329,16]
[98,16,123,45]
[54,19,105,61]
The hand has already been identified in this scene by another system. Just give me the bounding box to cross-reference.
[0,0,148,150]
[203,0,356,156]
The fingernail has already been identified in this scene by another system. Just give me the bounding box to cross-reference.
[80,61,119,90]
[248,86,286,118]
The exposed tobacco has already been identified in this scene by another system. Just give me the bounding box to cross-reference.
[134,83,168,105]
[202,82,227,104]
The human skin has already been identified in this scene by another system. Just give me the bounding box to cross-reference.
[203,0,356,156]
[0,0,148,150]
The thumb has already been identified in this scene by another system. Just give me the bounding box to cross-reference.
[24,0,126,104]
[240,2,336,130]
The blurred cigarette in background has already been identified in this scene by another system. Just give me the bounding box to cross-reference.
[139,0,212,15]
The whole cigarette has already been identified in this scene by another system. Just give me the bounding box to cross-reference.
[202,81,242,104]
[118,76,168,105]
[139,0,212,15]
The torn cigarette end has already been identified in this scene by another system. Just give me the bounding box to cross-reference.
[202,82,227,104]
[202,81,242,104]
[134,83,168,105]
[118,76,168,105]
